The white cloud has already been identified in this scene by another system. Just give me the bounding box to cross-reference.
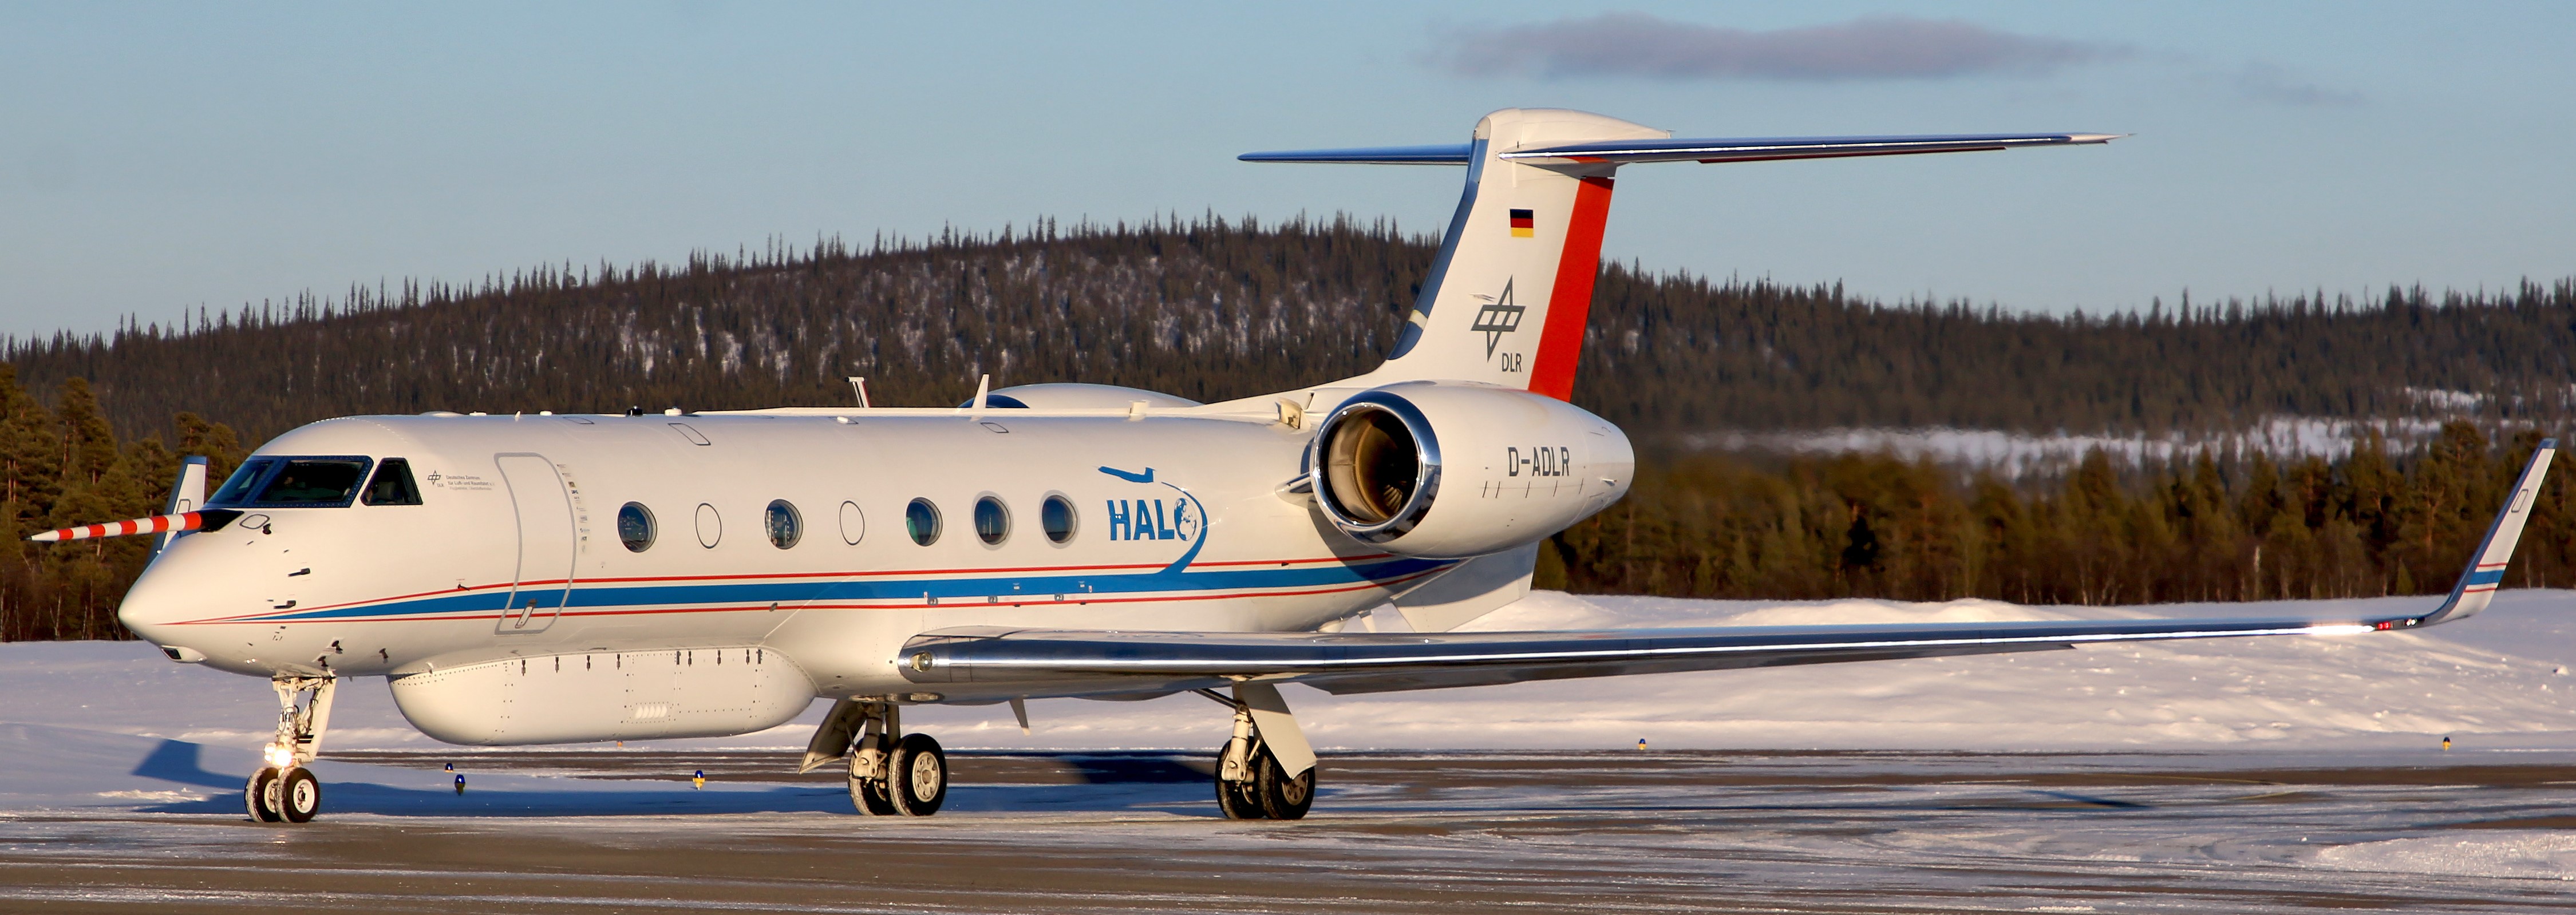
[1432,13,2125,82]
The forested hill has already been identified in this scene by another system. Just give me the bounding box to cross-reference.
[9,216,2576,446]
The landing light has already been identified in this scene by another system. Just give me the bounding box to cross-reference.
[263,743,295,769]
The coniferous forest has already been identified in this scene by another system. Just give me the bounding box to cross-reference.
[5,217,2576,639]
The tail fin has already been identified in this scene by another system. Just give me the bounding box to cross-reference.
[2417,438,2557,626]
[1244,110,2115,400]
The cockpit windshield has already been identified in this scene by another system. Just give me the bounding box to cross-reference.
[207,456,376,508]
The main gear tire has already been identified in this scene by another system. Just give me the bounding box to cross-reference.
[1213,743,1266,819]
[888,733,947,817]
[1253,748,1315,821]
[848,735,899,815]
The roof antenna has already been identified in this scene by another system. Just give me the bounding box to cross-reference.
[970,374,990,411]
[846,376,870,409]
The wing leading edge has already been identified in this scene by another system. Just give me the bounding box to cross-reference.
[900,440,2555,698]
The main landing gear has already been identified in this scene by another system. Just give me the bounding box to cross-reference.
[1202,683,1316,820]
[802,699,946,817]
[246,675,337,823]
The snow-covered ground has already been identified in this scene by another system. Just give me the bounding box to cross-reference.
[1684,415,2501,478]
[3,589,2571,807]
[6,589,2574,908]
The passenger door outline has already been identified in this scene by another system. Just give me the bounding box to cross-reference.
[495,453,575,635]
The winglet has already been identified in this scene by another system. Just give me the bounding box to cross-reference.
[2415,438,2557,627]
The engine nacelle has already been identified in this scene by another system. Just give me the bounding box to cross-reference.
[1307,382,1634,558]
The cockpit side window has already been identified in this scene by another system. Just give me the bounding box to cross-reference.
[221,456,373,508]
[208,458,280,506]
[362,458,424,506]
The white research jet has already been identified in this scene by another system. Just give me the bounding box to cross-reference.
[41,109,2555,824]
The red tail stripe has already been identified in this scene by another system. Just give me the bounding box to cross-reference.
[1528,175,1615,401]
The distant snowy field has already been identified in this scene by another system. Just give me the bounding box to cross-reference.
[6,589,2571,767]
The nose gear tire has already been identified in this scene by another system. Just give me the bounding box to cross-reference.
[245,766,283,822]
[279,767,322,823]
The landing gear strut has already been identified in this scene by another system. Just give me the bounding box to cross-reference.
[801,699,946,817]
[1202,683,1315,820]
[246,675,336,823]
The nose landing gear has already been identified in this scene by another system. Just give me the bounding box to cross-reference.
[800,699,947,817]
[244,675,337,823]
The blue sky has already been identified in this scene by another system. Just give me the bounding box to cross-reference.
[2,2,2569,336]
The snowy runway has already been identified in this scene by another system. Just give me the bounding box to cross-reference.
[5,590,2574,910]
[3,748,2575,913]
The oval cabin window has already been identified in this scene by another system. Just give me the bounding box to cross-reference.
[618,502,655,552]
[765,500,802,549]
[974,496,1010,546]
[906,498,941,546]
[1041,494,1076,544]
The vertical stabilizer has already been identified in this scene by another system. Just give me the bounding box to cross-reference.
[1359,109,1665,399]
[1242,112,2115,402]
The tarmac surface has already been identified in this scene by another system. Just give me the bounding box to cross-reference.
[4,748,2574,913]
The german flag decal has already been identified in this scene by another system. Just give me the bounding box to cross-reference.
[1508,208,1534,237]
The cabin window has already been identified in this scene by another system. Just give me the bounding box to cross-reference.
[618,502,656,552]
[362,458,423,506]
[906,498,941,546]
[210,456,374,508]
[974,496,1010,546]
[1041,494,1077,544]
[765,500,803,549]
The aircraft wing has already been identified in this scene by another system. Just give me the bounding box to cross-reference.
[905,612,2396,696]
[902,439,2554,698]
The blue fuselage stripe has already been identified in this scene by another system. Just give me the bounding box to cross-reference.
[248,557,1454,623]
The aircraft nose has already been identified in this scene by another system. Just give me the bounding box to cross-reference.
[116,550,224,652]
[116,572,188,644]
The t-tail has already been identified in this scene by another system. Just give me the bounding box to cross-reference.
[2415,438,2558,627]
[1244,109,2117,399]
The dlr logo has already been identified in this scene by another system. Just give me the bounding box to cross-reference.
[1107,499,1196,541]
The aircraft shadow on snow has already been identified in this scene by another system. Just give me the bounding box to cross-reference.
[127,739,1228,817]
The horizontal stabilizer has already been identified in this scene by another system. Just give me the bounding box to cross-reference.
[1238,144,1476,165]
[1242,133,2116,167]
